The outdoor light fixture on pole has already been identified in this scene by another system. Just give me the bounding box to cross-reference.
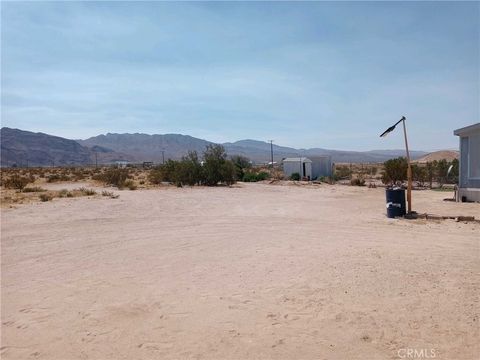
[380,116,413,214]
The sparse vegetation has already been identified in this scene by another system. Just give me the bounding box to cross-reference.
[382,157,408,185]
[231,155,252,180]
[22,186,46,193]
[334,165,352,181]
[4,175,31,190]
[78,187,97,196]
[93,168,130,189]
[350,177,366,186]
[382,157,459,187]
[124,179,137,190]
[39,193,53,202]
[102,190,119,199]
[242,171,269,182]
[290,172,301,181]
[148,145,238,187]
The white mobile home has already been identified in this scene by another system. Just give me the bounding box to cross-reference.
[454,123,480,202]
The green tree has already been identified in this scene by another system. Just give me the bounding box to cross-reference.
[449,158,459,184]
[177,151,204,186]
[220,160,237,186]
[148,160,177,184]
[231,155,251,180]
[425,161,436,188]
[203,144,228,186]
[437,159,449,186]
[381,157,408,185]
[412,164,428,187]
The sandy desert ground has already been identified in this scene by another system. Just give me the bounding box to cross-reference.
[1,182,479,360]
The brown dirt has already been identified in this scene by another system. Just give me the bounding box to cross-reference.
[1,183,479,359]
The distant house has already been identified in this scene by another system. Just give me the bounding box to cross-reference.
[115,160,129,168]
[454,123,480,202]
[283,157,312,179]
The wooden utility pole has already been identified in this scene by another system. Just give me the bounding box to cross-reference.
[269,140,274,168]
[402,119,412,214]
[380,116,413,215]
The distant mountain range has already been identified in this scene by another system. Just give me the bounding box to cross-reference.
[1,127,431,167]
[0,128,133,167]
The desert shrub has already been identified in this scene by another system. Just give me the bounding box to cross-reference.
[47,174,69,183]
[72,171,86,181]
[231,155,252,180]
[350,177,366,186]
[78,187,97,196]
[124,180,137,190]
[381,157,408,185]
[436,159,449,186]
[449,158,459,184]
[220,160,236,186]
[57,189,73,198]
[4,175,30,190]
[334,165,352,180]
[101,190,119,199]
[412,164,428,187]
[290,172,300,181]
[148,160,177,185]
[93,168,130,189]
[23,186,46,193]
[242,171,269,182]
[175,151,204,186]
[149,146,237,187]
[317,176,334,184]
[39,193,53,202]
[257,172,269,181]
[203,144,228,186]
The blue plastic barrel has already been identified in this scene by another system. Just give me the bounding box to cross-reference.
[386,188,406,218]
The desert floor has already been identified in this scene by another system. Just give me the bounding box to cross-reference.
[1,183,479,360]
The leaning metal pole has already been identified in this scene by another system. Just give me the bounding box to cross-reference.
[402,119,412,214]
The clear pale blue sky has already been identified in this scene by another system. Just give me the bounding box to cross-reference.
[1,1,479,150]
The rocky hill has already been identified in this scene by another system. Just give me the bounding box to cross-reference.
[78,133,212,163]
[413,150,459,163]
[0,128,132,167]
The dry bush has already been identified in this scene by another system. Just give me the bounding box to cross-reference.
[4,175,31,190]
[101,190,119,199]
[93,168,130,189]
[124,180,137,190]
[39,193,53,202]
[78,187,97,196]
[22,186,46,193]
[350,177,366,186]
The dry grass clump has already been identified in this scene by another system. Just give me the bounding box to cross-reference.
[92,168,132,189]
[3,175,32,190]
[58,189,74,198]
[124,179,137,190]
[47,174,70,183]
[22,186,47,193]
[78,187,97,196]
[101,190,120,199]
[39,193,53,202]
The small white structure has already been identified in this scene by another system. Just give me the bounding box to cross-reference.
[283,157,312,179]
[115,161,129,168]
[454,123,480,202]
[310,156,333,179]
